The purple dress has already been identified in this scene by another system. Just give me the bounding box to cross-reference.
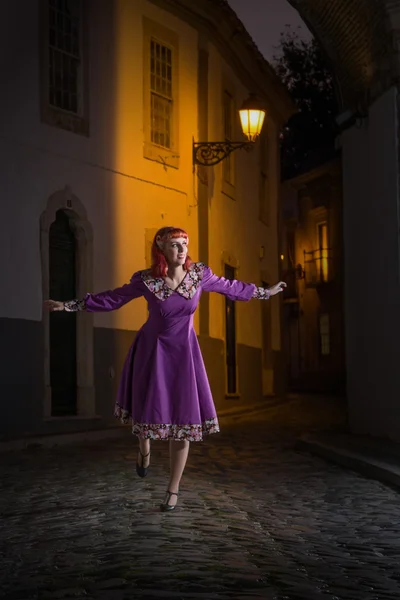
[65,263,270,441]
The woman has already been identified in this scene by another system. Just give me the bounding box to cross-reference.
[45,226,286,511]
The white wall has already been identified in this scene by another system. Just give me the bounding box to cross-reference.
[0,0,199,331]
[342,86,400,440]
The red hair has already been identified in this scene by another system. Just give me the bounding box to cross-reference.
[150,226,192,278]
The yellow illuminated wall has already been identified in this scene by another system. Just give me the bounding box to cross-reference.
[86,0,283,397]
[206,45,281,357]
[91,0,200,333]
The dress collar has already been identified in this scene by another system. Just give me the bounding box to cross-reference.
[141,262,205,301]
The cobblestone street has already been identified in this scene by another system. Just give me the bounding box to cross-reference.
[1,397,400,600]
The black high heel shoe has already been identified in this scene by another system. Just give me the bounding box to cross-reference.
[136,450,150,478]
[160,490,179,512]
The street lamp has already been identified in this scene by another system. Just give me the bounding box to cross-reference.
[192,93,266,167]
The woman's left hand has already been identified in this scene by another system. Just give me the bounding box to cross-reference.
[268,281,287,296]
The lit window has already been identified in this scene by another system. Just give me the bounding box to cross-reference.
[143,18,179,167]
[150,39,173,149]
[317,222,329,282]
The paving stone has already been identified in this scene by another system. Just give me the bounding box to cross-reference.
[1,399,400,599]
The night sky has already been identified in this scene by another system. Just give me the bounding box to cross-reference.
[227,0,311,63]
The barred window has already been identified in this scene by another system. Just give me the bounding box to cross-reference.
[48,0,82,115]
[150,39,173,149]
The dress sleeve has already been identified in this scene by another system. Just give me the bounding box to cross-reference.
[201,265,270,301]
[63,271,144,313]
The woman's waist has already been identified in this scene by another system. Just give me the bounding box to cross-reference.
[143,314,194,333]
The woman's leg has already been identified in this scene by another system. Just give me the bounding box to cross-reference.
[164,439,190,507]
[138,437,151,468]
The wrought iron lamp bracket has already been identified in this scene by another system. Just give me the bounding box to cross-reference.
[192,139,253,167]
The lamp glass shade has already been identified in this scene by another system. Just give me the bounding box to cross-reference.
[239,95,266,141]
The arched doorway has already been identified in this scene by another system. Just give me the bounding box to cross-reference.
[49,210,78,416]
[41,187,95,420]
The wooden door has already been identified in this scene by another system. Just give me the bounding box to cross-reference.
[49,210,77,416]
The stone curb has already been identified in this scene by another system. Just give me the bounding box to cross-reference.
[217,396,281,419]
[296,436,400,491]
[0,398,281,454]
[0,425,127,453]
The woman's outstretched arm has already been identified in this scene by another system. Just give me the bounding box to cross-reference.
[201,265,286,301]
[44,271,144,313]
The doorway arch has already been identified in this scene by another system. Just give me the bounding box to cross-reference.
[40,187,95,419]
[49,209,78,415]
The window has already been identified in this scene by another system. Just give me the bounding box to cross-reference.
[317,222,329,282]
[143,18,179,168]
[40,0,89,135]
[319,314,330,356]
[304,217,331,286]
[304,219,332,287]
[259,132,269,225]
[150,39,173,149]
[223,90,235,186]
[49,0,81,114]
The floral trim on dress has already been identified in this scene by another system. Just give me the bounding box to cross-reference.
[133,419,220,441]
[114,404,219,441]
[177,262,205,299]
[140,262,206,301]
[64,298,87,311]
[114,405,131,424]
[252,286,270,300]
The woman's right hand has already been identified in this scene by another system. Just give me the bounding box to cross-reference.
[44,300,64,312]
